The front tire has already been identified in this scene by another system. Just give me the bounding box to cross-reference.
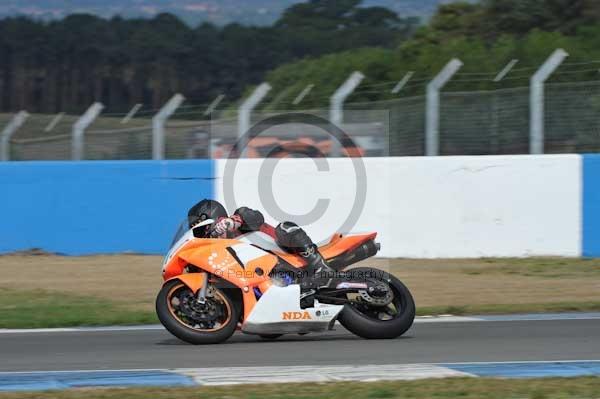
[337,267,415,339]
[156,279,239,344]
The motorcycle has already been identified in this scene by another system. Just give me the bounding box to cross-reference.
[156,219,415,344]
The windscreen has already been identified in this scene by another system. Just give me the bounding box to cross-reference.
[170,220,190,247]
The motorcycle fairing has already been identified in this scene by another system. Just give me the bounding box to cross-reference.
[242,284,344,335]
[237,231,284,252]
[163,227,378,278]
[175,242,280,320]
[161,224,378,321]
[165,272,206,294]
[238,231,378,262]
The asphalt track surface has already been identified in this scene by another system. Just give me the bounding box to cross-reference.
[1,317,599,372]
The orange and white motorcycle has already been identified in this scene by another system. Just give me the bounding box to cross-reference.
[156,219,415,344]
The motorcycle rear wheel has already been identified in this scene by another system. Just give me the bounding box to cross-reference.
[337,267,415,339]
[156,279,239,344]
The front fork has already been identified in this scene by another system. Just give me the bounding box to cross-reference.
[196,272,210,304]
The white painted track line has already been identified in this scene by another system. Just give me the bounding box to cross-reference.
[1,312,599,334]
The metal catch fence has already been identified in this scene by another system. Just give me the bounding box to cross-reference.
[2,59,600,160]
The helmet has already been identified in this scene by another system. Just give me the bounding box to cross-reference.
[187,199,227,228]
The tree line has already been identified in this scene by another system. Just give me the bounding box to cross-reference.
[260,0,600,156]
[265,0,600,107]
[0,0,417,114]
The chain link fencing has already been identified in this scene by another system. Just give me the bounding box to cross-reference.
[545,81,600,153]
[439,87,530,155]
[3,80,600,160]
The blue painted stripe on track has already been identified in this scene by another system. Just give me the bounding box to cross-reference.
[582,154,600,257]
[2,362,600,391]
[444,361,600,378]
[0,370,195,392]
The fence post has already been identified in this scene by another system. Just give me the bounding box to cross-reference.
[293,84,315,105]
[204,94,225,116]
[71,103,104,161]
[44,112,65,132]
[530,49,568,154]
[494,59,519,82]
[391,71,414,94]
[0,111,29,161]
[330,71,365,157]
[490,60,519,153]
[425,59,463,156]
[152,94,185,160]
[330,71,364,127]
[121,104,143,124]
[238,83,271,157]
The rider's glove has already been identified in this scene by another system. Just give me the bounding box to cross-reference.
[210,216,241,238]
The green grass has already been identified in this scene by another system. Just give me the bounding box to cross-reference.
[0,288,157,329]
[2,255,600,329]
[418,301,600,316]
[459,257,600,278]
[1,378,600,399]
[1,286,599,329]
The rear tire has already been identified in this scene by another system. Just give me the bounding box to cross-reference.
[337,267,415,339]
[156,279,239,345]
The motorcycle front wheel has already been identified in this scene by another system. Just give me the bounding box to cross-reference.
[337,267,415,339]
[156,279,239,344]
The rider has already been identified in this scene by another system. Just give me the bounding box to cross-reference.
[187,199,335,279]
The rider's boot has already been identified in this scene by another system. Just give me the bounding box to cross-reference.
[300,244,335,276]
[274,221,343,287]
[298,244,352,308]
[300,244,337,281]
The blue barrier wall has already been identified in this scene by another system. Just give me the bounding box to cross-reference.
[1,155,599,257]
[583,155,600,257]
[0,161,214,255]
